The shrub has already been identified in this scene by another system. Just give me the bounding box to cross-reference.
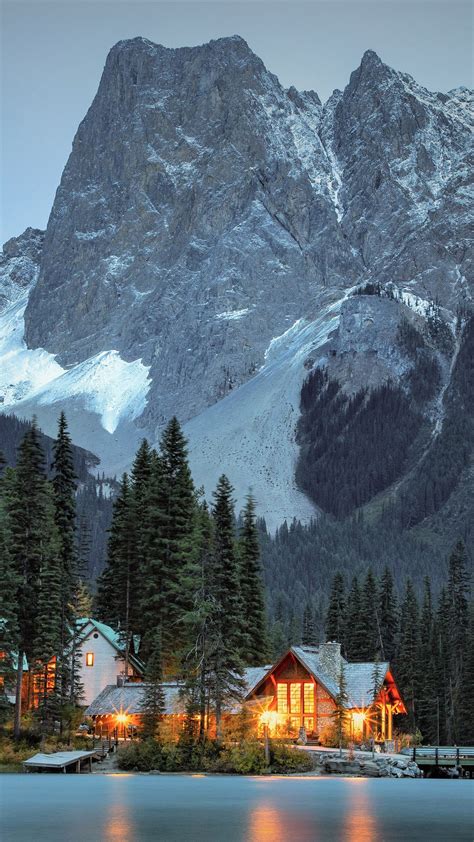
[215,738,268,775]
[271,742,314,773]
[118,739,163,772]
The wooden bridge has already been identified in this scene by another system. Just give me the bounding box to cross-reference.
[402,746,474,773]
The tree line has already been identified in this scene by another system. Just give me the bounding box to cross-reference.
[0,413,85,737]
[324,545,474,745]
[96,419,268,740]
[0,413,268,741]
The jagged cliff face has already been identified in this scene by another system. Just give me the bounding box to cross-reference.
[2,37,473,525]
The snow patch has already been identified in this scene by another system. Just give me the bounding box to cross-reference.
[0,292,151,434]
[215,308,250,321]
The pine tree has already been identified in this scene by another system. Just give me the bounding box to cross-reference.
[32,485,62,732]
[325,573,346,647]
[140,628,165,741]
[302,603,318,646]
[209,475,245,739]
[396,579,420,733]
[416,577,437,743]
[51,412,78,718]
[459,603,474,745]
[359,569,379,660]
[446,540,470,742]
[332,665,349,755]
[140,419,196,672]
[434,587,451,744]
[378,566,398,661]
[345,577,365,660]
[0,492,20,718]
[6,420,53,737]
[97,475,136,677]
[237,494,268,665]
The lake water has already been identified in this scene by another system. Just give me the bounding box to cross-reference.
[1,774,473,842]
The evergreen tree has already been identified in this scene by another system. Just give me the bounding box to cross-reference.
[434,587,451,744]
[51,412,77,717]
[378,566,398,661]
[416,577,437,743]
[345,577,365,660]
[269,620,287,660]
[459,603,474,745]
[359,569,379,660]
[32,486,62,732]
[396,579,420,733]
[238,494,268,665]
[325,573,346,647]
[6,420,53,737]
[0,493,19,718]
[97,475,136,677]
[332,665,349,755]
[302,603,318,646]
[446,540,470,742]
[209,475,245,739]
[140,628,165,740]
[140,419,196,672]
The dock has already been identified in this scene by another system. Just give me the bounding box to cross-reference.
[23,749,99,773]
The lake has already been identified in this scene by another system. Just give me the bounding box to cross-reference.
[1,774,473,842]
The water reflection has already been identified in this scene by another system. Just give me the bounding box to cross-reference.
[104,797,136,842]
[343,779,378,842]
[248,799,319,842]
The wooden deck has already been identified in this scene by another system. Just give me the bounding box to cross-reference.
[402,747,474,768]
[23,750,99,773]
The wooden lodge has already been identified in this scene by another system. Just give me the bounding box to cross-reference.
[85,642,406,744]
[245,643,406,742]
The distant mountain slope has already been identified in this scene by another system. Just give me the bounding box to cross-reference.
[0,36,472,529]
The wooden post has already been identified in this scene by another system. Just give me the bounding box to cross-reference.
[77,760,81,774]
[381,704,386,741]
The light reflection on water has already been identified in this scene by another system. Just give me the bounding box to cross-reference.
[343,780,378,842]
[2,774,473,842]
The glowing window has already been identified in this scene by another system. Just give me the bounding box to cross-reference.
[290,683,301,713]
[85,652,94,667]
[277,683,288,713]
[303,716,314,733]
[289,716,300,732]
[304,683,314,713]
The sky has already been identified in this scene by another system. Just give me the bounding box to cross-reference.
[1,0,472,243]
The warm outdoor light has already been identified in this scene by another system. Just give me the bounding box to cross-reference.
[116,712,128,725]
[259,710,279,732]
[351,711,366,730]
[85,652,94,667]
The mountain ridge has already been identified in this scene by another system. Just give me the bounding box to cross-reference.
[1,35,472,531]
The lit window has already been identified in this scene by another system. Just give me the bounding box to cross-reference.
[290,683,301,713]
[85,653,94,667]
[277,683,288,713]
[304,683,314,713]
[303,716,314,733]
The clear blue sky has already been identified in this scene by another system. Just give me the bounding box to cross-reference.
[1,0,472,243]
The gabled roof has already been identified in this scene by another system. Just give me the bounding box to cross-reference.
[245,645,402,711]
[85,682,185,716]
[344,662,390,708]
[76,618,144,675]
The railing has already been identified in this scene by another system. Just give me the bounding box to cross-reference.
[402,746,474,765]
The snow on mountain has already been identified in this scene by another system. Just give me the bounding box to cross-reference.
[186,293,344,530]
[1,38,472,525]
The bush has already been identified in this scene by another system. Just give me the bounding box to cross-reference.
[118,739,163,772]
[214,739,268,775]
[270,742,314,773]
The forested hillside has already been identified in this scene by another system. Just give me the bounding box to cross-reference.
[0,414,114,579]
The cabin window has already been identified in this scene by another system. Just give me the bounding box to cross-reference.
[277,683,288,713]
[85,652,94,667]
[304,683,314,713]
[304,716,314,733]
[290,683,301,713]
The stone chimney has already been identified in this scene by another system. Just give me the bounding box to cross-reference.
[319,642,342,684]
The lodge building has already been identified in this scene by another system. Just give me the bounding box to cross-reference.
[85,639,406,744]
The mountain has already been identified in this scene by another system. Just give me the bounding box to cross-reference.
[1,36,472,534]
